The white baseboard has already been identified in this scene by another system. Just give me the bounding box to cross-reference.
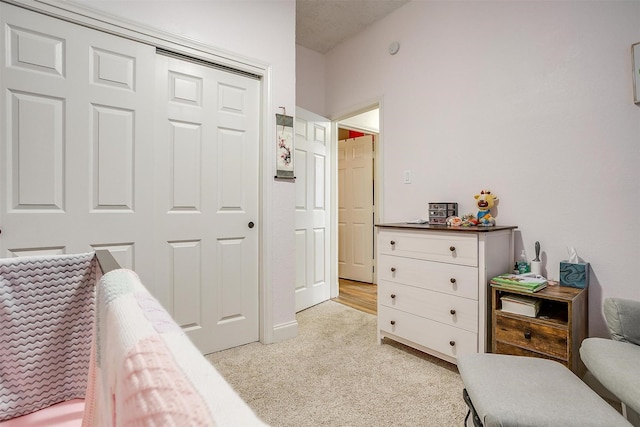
[270,319,298,343]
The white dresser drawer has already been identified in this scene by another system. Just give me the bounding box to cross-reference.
[378,229,477,267]
[379,306,478,359]
[378,281,478,333]
[378,254,478,299]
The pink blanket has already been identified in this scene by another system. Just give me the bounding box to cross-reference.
[82,269,267,426]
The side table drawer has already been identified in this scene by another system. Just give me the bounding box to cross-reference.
[494,315,568,360]
[379,281,478,333]
[379,307,478,359]
[494,342,569,369]
[378,254,478,299]
[378,230,478,267]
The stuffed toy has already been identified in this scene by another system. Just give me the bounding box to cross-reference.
[446,216,463,227]
[447,214,478,227]
[461,213,479,226]
[474,190,497,226]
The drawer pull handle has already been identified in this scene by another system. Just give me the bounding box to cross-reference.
[524,331,532,340]
[450,278,456,284]
[449,246,456,252]
[390,240,396,246]
[449,340,455,347]
[390,320,396,325]
[390,267,396,272]
[390,294,396,299]
[450,309,456,315]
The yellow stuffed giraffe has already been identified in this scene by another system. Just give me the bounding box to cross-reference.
[474,190,497,226]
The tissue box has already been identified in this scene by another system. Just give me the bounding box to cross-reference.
[559,261,590,288]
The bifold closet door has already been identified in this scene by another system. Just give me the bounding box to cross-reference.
[154,54,260,354]
[0,3,156,280]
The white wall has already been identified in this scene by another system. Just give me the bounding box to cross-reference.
[79,0,298,338]
[319,1,640,337]
[296,44,326,116]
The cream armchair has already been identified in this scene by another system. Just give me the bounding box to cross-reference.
[580,298,640,426]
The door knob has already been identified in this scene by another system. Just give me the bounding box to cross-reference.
[248,221,255,228]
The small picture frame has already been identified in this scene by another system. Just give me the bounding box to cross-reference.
[633,42,640,104]
[275,113,294,179]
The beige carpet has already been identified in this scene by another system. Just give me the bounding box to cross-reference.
[207,300,467,426]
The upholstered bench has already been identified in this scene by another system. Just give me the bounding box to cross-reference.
[457,353,630,427]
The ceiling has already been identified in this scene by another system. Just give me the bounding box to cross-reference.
[296,0,410,54]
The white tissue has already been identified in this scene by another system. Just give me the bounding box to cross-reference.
[567,247,579,263]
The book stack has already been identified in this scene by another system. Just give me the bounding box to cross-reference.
[490,273,548,293]
[500,294,541,317]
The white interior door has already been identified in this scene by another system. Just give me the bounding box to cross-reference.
[154,54,260,353]
[0,3,156,279]
[338,135,374,283]
[294,107,331,312]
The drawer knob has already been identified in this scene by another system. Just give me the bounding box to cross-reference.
[390,294,396,299]
[450,309,456,315]
[449,340,455,347]
[390,240,396,246]
[390,320,396,326]
[524,331,532,340]
[450,278,456,284]
[449,246,456,252]
[390,267,396,272]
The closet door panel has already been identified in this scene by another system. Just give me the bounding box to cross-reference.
[0,3,156,284]
[155,55,261,354]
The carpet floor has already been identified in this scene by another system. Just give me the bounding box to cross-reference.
[207,300,467,426]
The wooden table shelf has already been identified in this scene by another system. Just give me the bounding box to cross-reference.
[491,283,588,375]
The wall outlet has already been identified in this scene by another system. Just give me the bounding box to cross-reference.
[403,170,412,184]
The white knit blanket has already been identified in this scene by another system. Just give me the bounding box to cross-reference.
[82,269,267,426]
[0,253,97,421]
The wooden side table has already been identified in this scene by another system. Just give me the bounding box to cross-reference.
[491,283,588,376]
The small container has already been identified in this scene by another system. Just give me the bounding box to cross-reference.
[517,250,530,274]
[428,202,458,225]
[531,260,542,276]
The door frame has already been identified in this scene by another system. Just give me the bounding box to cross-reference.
[3,0,275,344]
[330,99,384,298]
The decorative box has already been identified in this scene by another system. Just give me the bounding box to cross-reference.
[428,202,458,225]
[559,261,590,289]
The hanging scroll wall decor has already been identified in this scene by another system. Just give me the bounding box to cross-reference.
[275,113,295,179]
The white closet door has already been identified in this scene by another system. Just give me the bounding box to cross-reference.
[0,3,156,280]
[0,3,262,354]
[154,55,260,354]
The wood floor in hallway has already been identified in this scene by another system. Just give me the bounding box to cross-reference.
[332,279,377,315]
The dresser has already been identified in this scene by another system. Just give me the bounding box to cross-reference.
[376,223,516,364]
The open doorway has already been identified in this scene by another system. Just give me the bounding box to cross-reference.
[332,106,380,314]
